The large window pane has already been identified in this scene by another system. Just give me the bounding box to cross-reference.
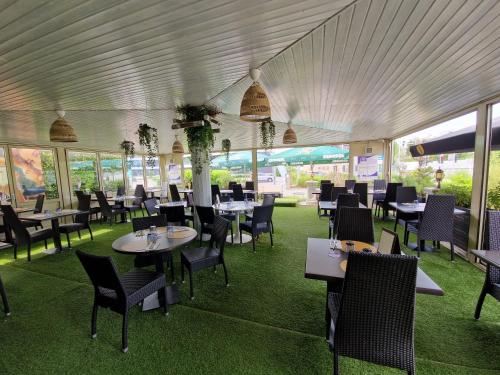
[210,151,252,188]
[486,102,500,211]
[257,145,350,200]
[68,151,99,194]
[100,153,124,193]
[11,147,59,202]
[0,147,9,199]
[391,112,476,202]
[127,156,145,191]
[145,156,161,188]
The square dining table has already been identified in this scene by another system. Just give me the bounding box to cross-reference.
[304,237,444,339]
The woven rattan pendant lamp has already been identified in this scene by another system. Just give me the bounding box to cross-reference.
[172,135,184,154]
[49,110,78,142]
[283,123,297,144]
[240,68,271,122]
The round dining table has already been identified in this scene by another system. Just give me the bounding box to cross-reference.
[214,201,260,244]
[112,226,197,310]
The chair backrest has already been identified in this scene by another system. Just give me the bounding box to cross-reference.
[396,186,417,204]
[331,187,348,202]
[187,193,194,207]
[134,184,147,201]
[262,194,276,206]
[232,184,245,201]
[486,210,500,250]
[336,207,374,243]
[0,205,30,243]
[373,179,386,191]
[159,205,186,226]
[332,193,360,232]
[245,181,254,190]
[353,183,368,206]
[251,205,273,230]
[75,194,91,224]
[228,181,237,190]
[76,250,126,301]
[209,216,230,256]
[211,184,220,204]
[74,190,84,200]
[335,252,417,371]
[116,186,125,196]
[95,191,112,213]
[384,183,403,203]
[33,194,45,214]
[132,214,167,231]
[378,228,400,255]
[169,184,181,202]
[419,194,455,241]
[345,179,356,191]
[144,198,159,216]
[320,179,331,185]
[319,183,333,201]
[196,206,215,225]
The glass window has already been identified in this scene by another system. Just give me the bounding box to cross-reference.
[257,145,350,201]
[0,147,10,200]
[127,156,145,192]
[67,151,99,195]
[100,153,124,194]
[486,102,500,211]
[145,156,161,189]
[210,151,253,189]
[183,155,192,187]
[10,147,59,202]
[391,112,476,202]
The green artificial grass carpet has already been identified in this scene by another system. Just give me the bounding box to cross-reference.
[0,207,499,374]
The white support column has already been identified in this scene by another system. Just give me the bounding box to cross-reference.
[191,147,211,206]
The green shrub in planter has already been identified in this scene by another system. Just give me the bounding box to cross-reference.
[439,172,472,208]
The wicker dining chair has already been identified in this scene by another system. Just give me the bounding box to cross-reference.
[377,182,402,220]
[353,183,368,207]
[181,216,230,299]
[95,191,127,225]
[246,194,275,233]
[159,205,186,226]
[406,194,455,259]
[474,210,500,319]
[378,228,401,255]
[239,205,274,252]
[336,207,374,243]
[372,179,386,211]
[232,184,245,201]
[0,260,11,316]
[328,251,418,375]
[329,193,359,239]
[169,184,181,202]
[144,198,159,216]
[59,194,94,248]
[331,187,348,202]
[319,183,333,217]
[344,179,356,191]
[19,194,45,229]
[394,187,419,244]
[196,206,215,246]
[76,250,168,353]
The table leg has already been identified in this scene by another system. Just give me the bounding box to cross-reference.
[142,254,180,312]
[43,218,63,254]
[406,212,435,252]
[226,210,252,244]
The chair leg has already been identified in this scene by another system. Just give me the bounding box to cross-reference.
[271,220,274,234]
[230,224,234,244]
[77,230,81,239]
[88,226,94,240]
[474,278,489,319]
[66,233,71,248]
[0,275,11,316]
[122,311,129,353]
[44,239,48,249]
[27,242,31,262]
[393,216,398,231]
[269,231,273,247]
[418,238,425,258]
[222,261,229,286]
[450,242,455,261]
[13,244,17,260]
[91,303,98,338]
[333,349,340,375]
[189,269,194,300]
[162,287,169,315]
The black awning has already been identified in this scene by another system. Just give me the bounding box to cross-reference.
[409,126,500,157]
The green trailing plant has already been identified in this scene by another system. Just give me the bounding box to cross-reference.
[259,119,276,150]
[136,123,158,168]
[176,104,221,175]
[221,139,231,161]
[119,140,135,158]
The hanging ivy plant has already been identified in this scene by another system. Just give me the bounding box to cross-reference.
[260,119,276,150]
[221,139,231,161]
[136,123,159,168]
[176,104,221,175]
[119,140,135,158]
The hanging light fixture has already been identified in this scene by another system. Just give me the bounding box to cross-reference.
[283,123,297,144]
[172,134,184,154]
[240,68,271,122]
[49,110,77,142]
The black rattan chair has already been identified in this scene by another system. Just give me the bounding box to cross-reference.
[181,216,230,299]
[116,186,125,196]
[20,194,45,229]
[134,184,148,202]
[1,204,56,261]
[246,194,275,232]
[144,198,159,216]
[319,183,333,217]
[239,205,273,252]
[169,184,181,202]
[344,179,356,191]
[244,181,255,201]
[394,187,419,244]
[474,210,500,319]
[331,187,348,202]
[320,179,331,185]
[159,205,186,226]
[232,184,245,201]
[406,194,455,258]
[196,206,215,246]
[95,191,127,225]
[336,207,374,244]
[59,194,93,248]
[123,196,143,220]
[329,193,359,239]
[372,179,387,211]
[377,182,402,220]
[76,250,168,353]
[353,183,368,207]
[327,251,417,375]
[0,271,10,316]
[228,181,237,190]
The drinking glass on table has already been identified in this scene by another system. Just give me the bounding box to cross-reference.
[328,221,341,258]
